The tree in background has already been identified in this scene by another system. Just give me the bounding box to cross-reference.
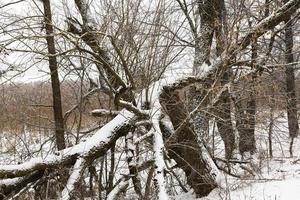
[42,0,65,150]
[284,0,299,156]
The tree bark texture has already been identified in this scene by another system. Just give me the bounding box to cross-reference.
[194,0,235,159]
[284,9,299,139]
[42,0,66,150]
[160,89,218,197]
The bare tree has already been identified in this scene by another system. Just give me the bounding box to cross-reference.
[42,0,65,150]
[284,0,299,156]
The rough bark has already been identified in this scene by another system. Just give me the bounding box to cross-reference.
[125,131,143,199]
[0,170,44,199]
[0,1,299,198]
[284,3,299,156]
[42,0,65,150]
[193,0,215,73]
[160,89,219,197]
[214,0,235,159]
[191,0,235,159]
[268,86,275,158]
[234,89,256,155]
[236,38,258,156]
[157,1,300,193]
[215,83,235,159]
[284,9,298,139]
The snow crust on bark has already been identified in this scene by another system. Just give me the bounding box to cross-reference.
[61,157,85,200]
[152,106,169,200]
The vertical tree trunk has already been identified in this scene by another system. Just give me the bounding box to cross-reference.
[214,0,235,159]
[236,39,258,156]
[215,73,235,159]
[189,0,216,142]
[193,0,215,73]
[108,142,115,193]
[193,0,235,159]
[284,5,299,156]
[42,0,65,150]
[268,86,275,158]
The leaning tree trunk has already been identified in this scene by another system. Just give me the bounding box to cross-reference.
[160,89,219,198]
[284,4,299,156]
[42,0,65,150]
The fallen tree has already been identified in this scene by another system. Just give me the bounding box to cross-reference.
[0,0,299,199]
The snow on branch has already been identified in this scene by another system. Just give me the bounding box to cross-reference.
[0,170,44,199]
[61,157,87,200]
[162,0,300,94]
[151,103,169,199]
[91,109,120,117]
[0,109,136,179]
[106,178,129,200]
[233,0,300,53]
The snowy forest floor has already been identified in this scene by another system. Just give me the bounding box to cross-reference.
[176,113,300,200]
[198,156,300,200]
[1,112,300,200]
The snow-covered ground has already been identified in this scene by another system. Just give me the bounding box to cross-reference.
[1,111,300,200]
[202,157,300,200]
[173,112,300,200]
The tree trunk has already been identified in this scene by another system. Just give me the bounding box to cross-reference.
[160,90,218,198]
[284,4,299,156]
[42,0,65,150]
[233,10,260,155]
[268,85,275,158]
[193,0,215,74]
[194,0,235,159]
[215,75,235,159]
[125,131,143,199]
[214,0,235,159]
[238,38,258,156]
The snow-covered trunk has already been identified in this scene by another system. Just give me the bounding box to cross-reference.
[61,157,87,200]
[189,0,216,153]
[125,131,143,199]
[106,178,129,200]
[0,170,44,199]
[151,104,169,200]
[160,89,219,197]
